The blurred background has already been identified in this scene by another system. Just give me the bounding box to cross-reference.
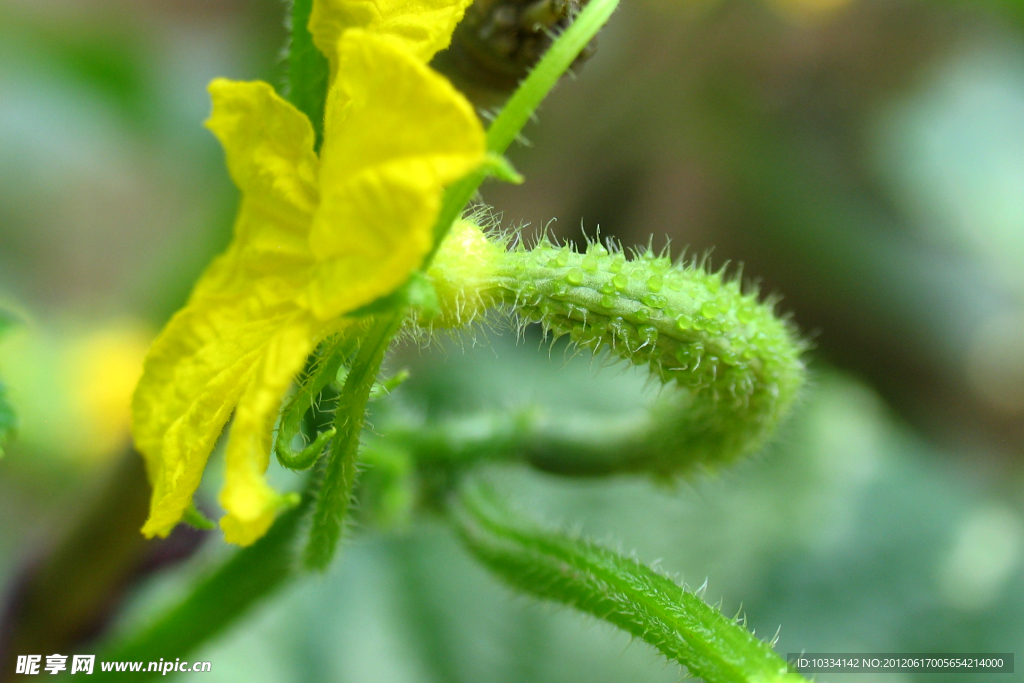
[1,0,1024,681]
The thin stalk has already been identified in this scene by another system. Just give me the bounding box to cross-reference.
[275,335,356,470]
[427,0,620,258]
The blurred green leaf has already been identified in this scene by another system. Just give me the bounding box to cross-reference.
[286,0,330,149]
[0,309,18,457]
[0,309,18,335]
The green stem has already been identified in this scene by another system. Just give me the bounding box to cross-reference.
[380,408,659,476]
[427,0,620,256]
[451,483,806,683]
[86,483,316,683]
[484,0,619,156]
[303,312,403,571]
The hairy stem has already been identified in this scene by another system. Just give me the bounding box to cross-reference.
[451,483,806,683]
[304,312,402,570]
[275,335,355,470]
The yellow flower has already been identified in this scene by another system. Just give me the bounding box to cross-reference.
[132,0,484,546]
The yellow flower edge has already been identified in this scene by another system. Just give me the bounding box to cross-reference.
[132,29,485,546]
[310,0,475,76]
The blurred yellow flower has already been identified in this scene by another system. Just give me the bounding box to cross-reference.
[0,319,150,462]
[132,0,484,546]
[67,325,151,459]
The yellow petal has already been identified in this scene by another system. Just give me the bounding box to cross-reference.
[218,316,318,546]
[205,79,320,269]
[303,31,485,319]
[137,78,326,537]
[134,287,301,538]
[309,0,473,75]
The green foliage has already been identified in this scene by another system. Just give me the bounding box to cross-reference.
[0,309,16,336]
[0,387,13,458]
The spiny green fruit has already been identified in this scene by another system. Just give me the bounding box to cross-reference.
[427,223,807,475]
